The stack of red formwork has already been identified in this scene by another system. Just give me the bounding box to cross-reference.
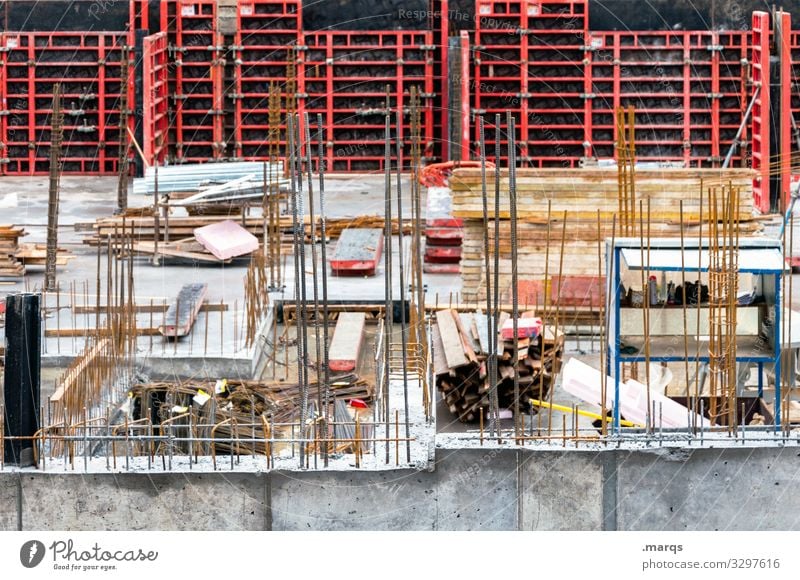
[1,32,132,175]
[423,186,463,273]
[232,0,301,161]
[161,0,223,163]
[301,31,435,172]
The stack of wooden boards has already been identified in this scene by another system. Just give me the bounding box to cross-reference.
[449,168,759,302]
[432,309,563,422]
[81,214,413,263]
[0,226,25,277]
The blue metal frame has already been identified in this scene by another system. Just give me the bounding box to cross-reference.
[607,238,784,433]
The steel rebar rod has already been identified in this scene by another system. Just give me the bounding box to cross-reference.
[396,108,412,463]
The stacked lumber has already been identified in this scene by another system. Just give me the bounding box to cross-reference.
[433,309,563,423]
[449,168,756,220]
[16,243,73,267]
[82,214,412,246]
[449,168,761,301]
[0,226,25,277]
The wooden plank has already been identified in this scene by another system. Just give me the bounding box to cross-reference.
[330,228,384,277]
[328,312,367,372]
[159,283,208,337]
[46,327,161,338]
[430,323,450,377]
[474,311,490,354]
[50,339,110,403]
[74,303,228,314]
[435,309,469,369]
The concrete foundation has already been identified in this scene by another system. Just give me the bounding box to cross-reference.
[3,447,799,531]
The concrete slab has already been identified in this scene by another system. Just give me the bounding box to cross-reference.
[18,473,267,530]
[519,450,603,530]
[270,469,437,530]
[433,448,518,530]
[617,447,800,531]
[0,474,18,530]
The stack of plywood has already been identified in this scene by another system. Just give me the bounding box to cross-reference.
[449,168,759,301]
[0,226,26,277]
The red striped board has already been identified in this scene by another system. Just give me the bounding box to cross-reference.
[425,227,464,246]
[159,283,208,338]
[424,245,462,263]
[328,312,366,372]
[423,263,460,274]
[330,228,384,277]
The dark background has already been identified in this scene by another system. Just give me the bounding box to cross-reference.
[2,0,800,32]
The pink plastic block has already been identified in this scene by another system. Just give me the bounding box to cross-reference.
[194,220,259,260]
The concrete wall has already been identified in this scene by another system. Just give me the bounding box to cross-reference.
[2,447,799,531]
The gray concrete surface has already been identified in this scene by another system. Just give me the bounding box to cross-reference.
[4,447,800,531]
[17,473,267,531]
[616,447,800,531]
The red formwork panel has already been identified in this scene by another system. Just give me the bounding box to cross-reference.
[473,0,587,166]
[301,30,435,172]
[0,33,9,173]
[233,0,302,162]
[716,31,749,168]
[777,11,792,211]
[2,31,132,175]
[751,11,770,213]
[459,30,471,162]
[142,31,169,166]
[429,0,448,162]
[587,30,747,167]
[162,0,223,163]
[525,0,587,167]
[474,0,527,164]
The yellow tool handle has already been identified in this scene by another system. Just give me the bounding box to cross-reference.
[529,399,642,428]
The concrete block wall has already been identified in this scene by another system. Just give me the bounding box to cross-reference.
[2,447,800,531]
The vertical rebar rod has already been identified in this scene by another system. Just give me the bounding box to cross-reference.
[116,46,130,214]
[478,116,495,436]
[288,114,305,466]
[317,114,331,465]
[395,107,411,462]
[507,112,520,439]
[303,112,324,422]
[383,107,393,464]
[45,83,63,291]
[491,114,502,439]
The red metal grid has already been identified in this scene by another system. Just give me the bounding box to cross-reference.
[232,0,302,162]
[428,0,448,162]
[473,0,588,166]
[459,30,471,162]
[301,30,435,172]
[2,31,131,175]
[162,0,223,163]
[142,31,169,167]
[777,11,792,211]
[751,11,770,213]
[586,30,748,167]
